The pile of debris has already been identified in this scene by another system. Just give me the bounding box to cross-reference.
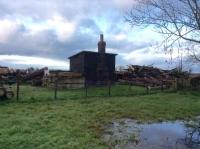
[116,65,175,88]
[24,67,48,86]
[18,67,85,89]
[0,66,17,85]
[0,66,15,99]
[0,86,14,99]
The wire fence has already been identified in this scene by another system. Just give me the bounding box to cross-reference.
[6,80,175,103]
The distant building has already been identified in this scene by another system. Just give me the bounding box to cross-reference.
[68,34,117,85]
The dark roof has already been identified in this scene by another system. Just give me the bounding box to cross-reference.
[68,51,117,59]
[0,66,9,69]
[49,70,69,73]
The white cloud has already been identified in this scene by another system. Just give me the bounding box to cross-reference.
[123,48,163,62]
[0,55,69,69]
[114,33,127,41]
[113,0,136,9]
[0,19,22,43]
[25,13,76,42]
[47,14,76,42]
[106,48,119,53]
[120,47,172,69]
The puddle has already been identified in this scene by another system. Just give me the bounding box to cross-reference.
[102,119,200,149]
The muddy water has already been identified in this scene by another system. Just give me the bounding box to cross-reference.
[102,119,200,149]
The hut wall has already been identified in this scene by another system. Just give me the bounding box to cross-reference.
[84,53,98,83]
[69,52,116,84]
[70,54,85,73]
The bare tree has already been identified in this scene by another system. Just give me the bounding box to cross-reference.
[126,0,200,62]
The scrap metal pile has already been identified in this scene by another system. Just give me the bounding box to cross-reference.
[116,65,175,88]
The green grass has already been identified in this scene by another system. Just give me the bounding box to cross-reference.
[11,84,148,101]
[0,85,200,149]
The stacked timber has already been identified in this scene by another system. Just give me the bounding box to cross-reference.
[0,66,9,75]
[116,65,174,88]
[43,71,85,89]
[0,66,17,85]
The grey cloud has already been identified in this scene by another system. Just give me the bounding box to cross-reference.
[79,19,101,33]
[0,23,153,61]
[0,10,149,59]
[0,0,59,19]
[0,0,122,20]
[0,0,164,70]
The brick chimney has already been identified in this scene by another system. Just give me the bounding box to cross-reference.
[98,34,106,54]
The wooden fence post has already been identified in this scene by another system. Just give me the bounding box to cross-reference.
[174,79,177,90]
[161,80,164,91]
[129,81,131,92]
[85,82,88,98]
[146,85,150,94]
[54,73,58,99]
[16,70,20,101]
[108,80,111,97]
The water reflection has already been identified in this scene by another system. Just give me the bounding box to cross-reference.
[102,119,200,149]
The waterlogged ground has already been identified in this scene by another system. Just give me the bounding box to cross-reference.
[103,119,200,149]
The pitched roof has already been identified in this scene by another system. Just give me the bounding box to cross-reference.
[68,51,117,59]
[0,66,8,68]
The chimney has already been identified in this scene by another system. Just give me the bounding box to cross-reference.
[98,34,106,53]
[100,34,104,41]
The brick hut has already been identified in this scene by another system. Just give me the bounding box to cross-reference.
[68,34,117,85]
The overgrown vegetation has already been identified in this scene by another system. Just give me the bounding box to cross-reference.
[0,85,199,149]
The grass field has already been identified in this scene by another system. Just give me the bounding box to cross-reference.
[0,85,200,149]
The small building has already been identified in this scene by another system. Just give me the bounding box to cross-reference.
[68,34,117,85]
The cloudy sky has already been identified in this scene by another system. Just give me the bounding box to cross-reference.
[0,0,198,72]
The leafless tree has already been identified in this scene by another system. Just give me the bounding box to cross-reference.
[126,0,200,62]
